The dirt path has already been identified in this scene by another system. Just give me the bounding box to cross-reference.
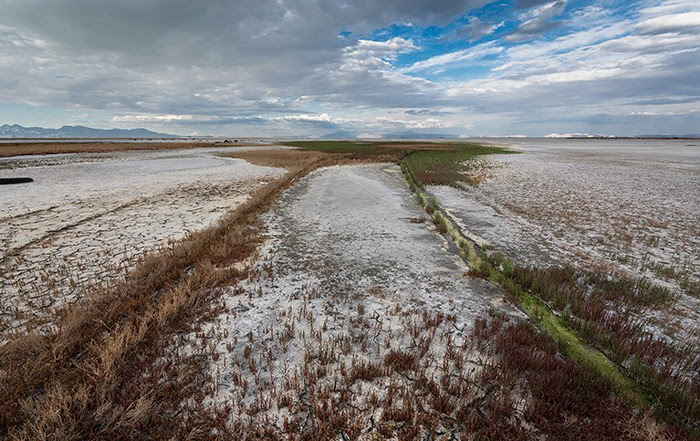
[193,164,521,436]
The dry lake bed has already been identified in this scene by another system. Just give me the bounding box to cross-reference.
[0,139,698,440]
[430,138,700,345]
[0,146,286,334]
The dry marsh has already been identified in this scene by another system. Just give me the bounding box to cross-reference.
[0,141,256,158]
[0,140,696,440]
[0,150,330,439]
[400,141,699,439]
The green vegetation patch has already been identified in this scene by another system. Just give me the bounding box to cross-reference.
[402,143,514,186]
[285,141,514,187]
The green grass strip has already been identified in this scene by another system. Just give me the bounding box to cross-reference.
[402,144,514,187]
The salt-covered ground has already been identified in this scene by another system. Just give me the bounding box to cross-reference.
[0,146,286,335]
[430,138,699,342]
[187,164,522,435]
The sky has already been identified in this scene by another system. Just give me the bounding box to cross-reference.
[0,0,699,137]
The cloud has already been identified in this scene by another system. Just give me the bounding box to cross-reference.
[437,0,700,135]
[635,12,700,35]
[339,37,418,71]
[404,109,452,115]
[639,0,700,16]
[506,1,567,41]
[297,37,445,108]
[456,17,504,41]
[403,41,503,72]
[0,0,485,61]
[112,114,268,125]
[374,117,456,129]
[630,96,700,105]
[0,0,698,136]
[270,113,343,129]
[0,0,480,120]
[272,113,335,123]
[630,109,698,116]
[512,0,556,9]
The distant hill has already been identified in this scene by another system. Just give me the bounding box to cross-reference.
[320,130,357,139]
[0,124,179,139]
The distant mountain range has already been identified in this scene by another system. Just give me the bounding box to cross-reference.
[2,124,697,140]
[0,124,179,139]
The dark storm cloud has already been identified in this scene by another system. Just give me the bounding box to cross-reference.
[1,0,489,59]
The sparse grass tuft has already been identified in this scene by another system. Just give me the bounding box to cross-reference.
[384,350,417,372]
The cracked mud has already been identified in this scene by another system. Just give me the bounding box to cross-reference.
[187,164,523,437]
[0,147,285,336]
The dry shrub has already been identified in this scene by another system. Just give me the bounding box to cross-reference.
[468,313,688,441]
[224,147,406,170]
[347,360,385,383]
[384,350,418,372]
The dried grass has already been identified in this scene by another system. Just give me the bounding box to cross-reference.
[0,141,245,158]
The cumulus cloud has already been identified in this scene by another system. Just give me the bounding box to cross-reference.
[0,0,478,123]
[297,36,445,109]
[437,0,700,135]
[339,37,418,71]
